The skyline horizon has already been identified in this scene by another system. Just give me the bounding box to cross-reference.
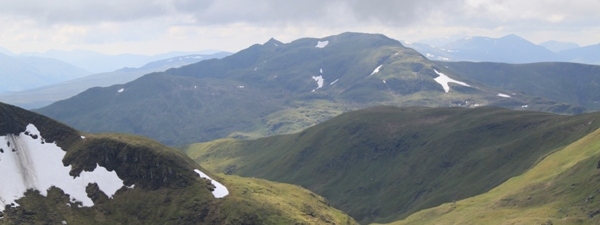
[2,31,597,56]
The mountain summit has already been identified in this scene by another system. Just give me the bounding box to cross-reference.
[37,32,583,145]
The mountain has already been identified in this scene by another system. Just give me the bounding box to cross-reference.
[0,52,231,109]
[437,61,600,110]
[539,40,580,52]
[0,47,14,56]
[36,32,584,146]
[414,36,465,47]
[0,102,357,224]
[0,53,90,93]
[21,49,226,73]
[437,34,558,63]
[559,43,600,65]
[408,35,600,65]
[186,106,600,224]
[387,124,600,225]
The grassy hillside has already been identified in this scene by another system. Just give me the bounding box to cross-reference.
[385,127,600,225]
[0,102,357,225]
[187,106,600,224]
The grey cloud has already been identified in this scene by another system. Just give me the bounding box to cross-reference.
[0,0,202,24]
[182,0,462,27]
[2,0,599,31]
[0,0,461,27]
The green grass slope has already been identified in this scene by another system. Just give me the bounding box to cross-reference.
[385,127,600,225]
[0,102,357,225]
[186,106,600,224]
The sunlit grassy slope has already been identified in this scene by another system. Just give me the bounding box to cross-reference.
[384,128,600,225]
[187,106,600,224]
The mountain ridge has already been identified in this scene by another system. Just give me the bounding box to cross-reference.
[407,34,600,65]
[0,52,230,109]
[36,32,586,145]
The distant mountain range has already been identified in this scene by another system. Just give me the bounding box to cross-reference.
[406,34,600,65]
[0,53,90,93]
[21,49,224,73]
[539,40,580,52]
[0,52,230,109]
[36,32,591,146]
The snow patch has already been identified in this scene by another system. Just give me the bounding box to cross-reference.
[194,169,229,198]
[117,88,124,93]
[370,65,383,76]
[237,86,245,89]
[330,79,339,85]
[320,68,323,74]
[315,40,329,48]
[80,136,85,139]
[433,70,470,93]
[522,105,529,108]
[0,124,124,212]
[383,80,387,84]
[312,75,324,90]
[497,93,511,98]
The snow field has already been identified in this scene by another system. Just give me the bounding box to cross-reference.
[194,169,229,198]
[0,124,124,211]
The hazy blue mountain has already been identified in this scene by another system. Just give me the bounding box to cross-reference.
[558,43,600,65]
[0,46,14,56]
[414,35,465,47]
[0,53,90,93]
[0,52,230,109]
[21,49,227,73]
[408,35,599,65]
[539,40,580,52]
[440,34,559,63]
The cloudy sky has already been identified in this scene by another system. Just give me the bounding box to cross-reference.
[1,0,599,55]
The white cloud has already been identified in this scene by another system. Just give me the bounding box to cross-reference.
[0,0,598,54]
